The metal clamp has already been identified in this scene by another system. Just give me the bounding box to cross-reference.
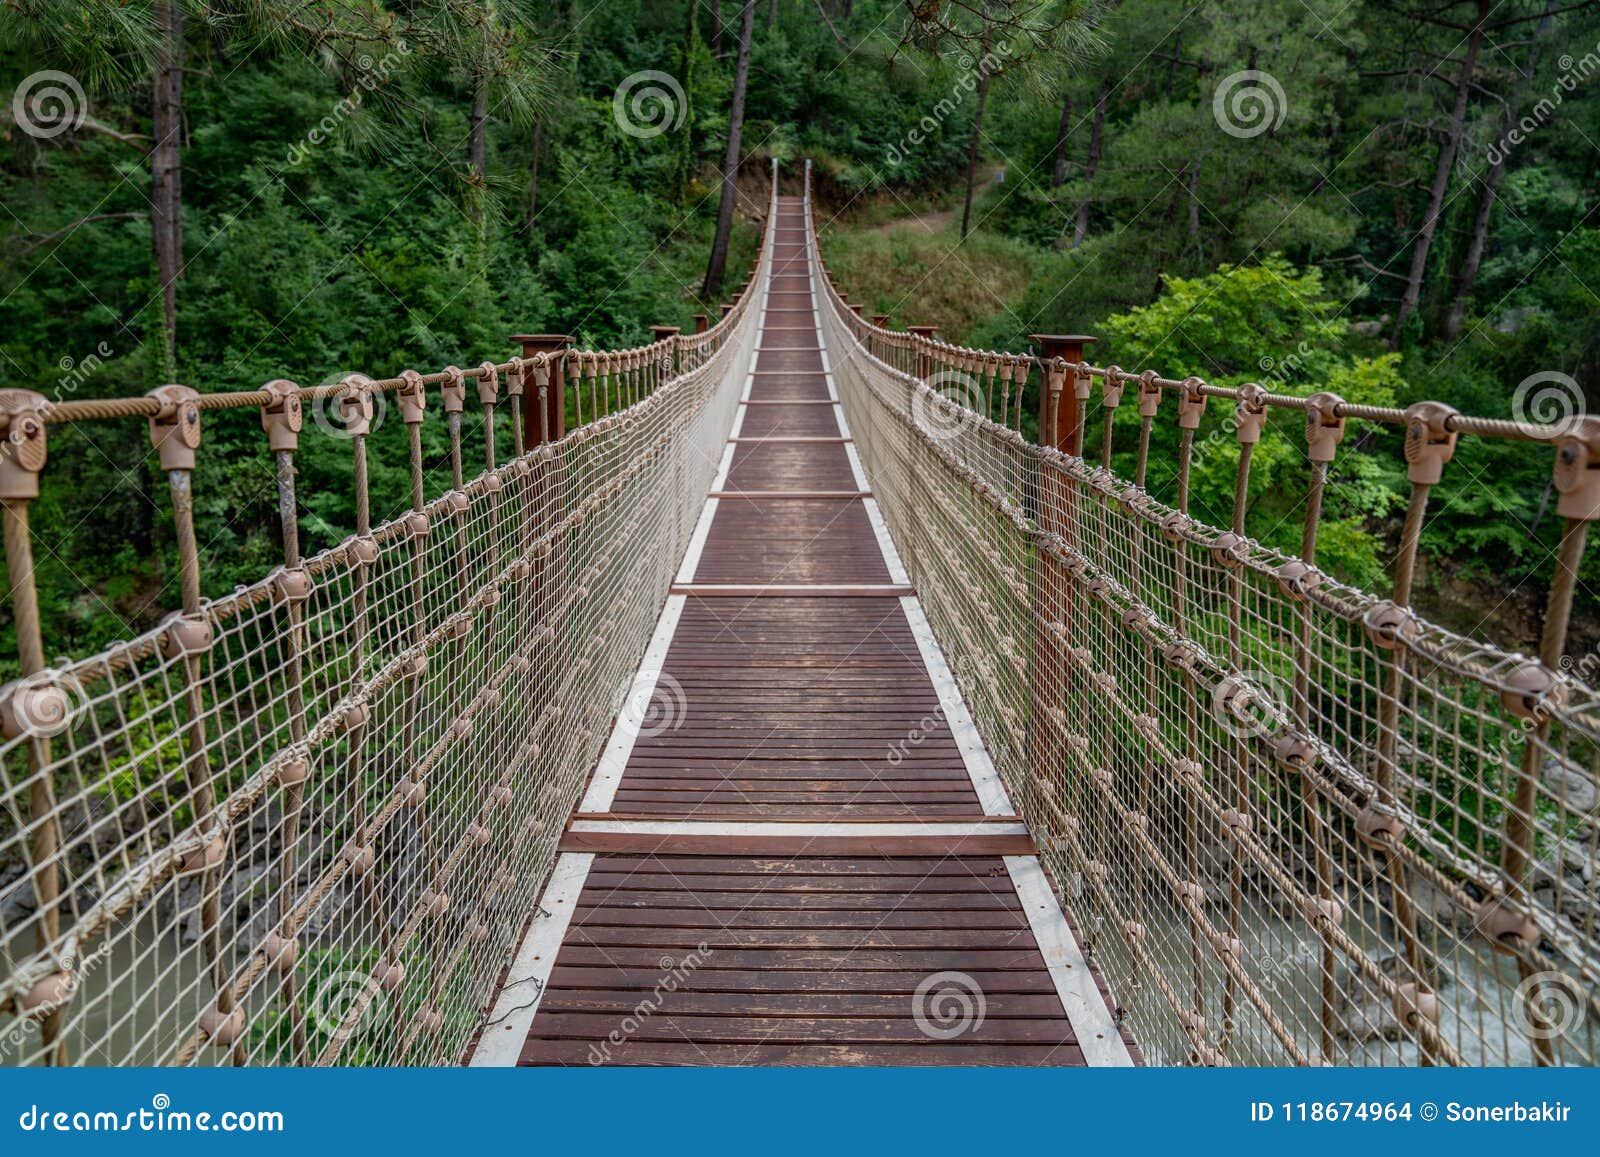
[259,379,303,452]
[147,384,202,470]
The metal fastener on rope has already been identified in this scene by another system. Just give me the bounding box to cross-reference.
[1499,660,1565,720]
[1234,382,1269,444]
[259,379,302,452]
[1551,416,1600,520]
[1102,365,1126,410]
[1303,391,1347,462]
[146,384,202,470]
[338,373,375,438]
[440,366,467,414]
[1362,600,1418,649]
[1402,401,1460,484]
[0,391,49,499]
[1176,376,1207,430]
[398,370,427,425]
[1474,896,1541,952]
[1137,369,1162,417]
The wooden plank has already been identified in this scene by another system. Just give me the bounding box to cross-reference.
[519,1040,1086,1067]
[557,832,1037,856]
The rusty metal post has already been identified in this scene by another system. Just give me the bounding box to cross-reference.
[256,378,313,1062]
[512,334,572,445]
[148,383,247,1064]
[0,391,66,1063]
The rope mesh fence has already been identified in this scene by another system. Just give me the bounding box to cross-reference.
[0,169,775,1067]
[807,166,1599,1067]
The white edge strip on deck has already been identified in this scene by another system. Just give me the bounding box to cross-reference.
[468,851,594,1066]
[843,442,871,491]
[578,594,687,812]
[898,595,1013,816]
[569,819,1027,838]
[1006,854,1136,1067]
[675,499,718,583]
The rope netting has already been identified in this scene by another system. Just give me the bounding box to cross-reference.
[807,166,1599,1066]
[0,168,775,1067]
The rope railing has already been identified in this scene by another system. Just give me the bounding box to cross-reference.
[805,159,1599,1066]
[0,161,779,1067]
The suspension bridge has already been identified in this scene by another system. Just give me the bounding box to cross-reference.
[0,161,1595,1067]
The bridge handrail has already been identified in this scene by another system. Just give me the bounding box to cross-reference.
[802,158,1599,1066]
[0,162,781,1066]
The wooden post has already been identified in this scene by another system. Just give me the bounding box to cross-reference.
[906,324,939,382]
[692,314,708,334]
[511,334,574,443]
[1030,334,1097,454]
[872,314,890,328]
[651,325,681,378]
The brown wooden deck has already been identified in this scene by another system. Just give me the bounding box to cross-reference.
[472,198,1137,1068]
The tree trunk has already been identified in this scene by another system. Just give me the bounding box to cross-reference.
[703,0,756,296]
[960,68,991,241]
[677,0,700,201]
[710,0,725,58]
[1442,0,1556,341]
[151,1,184,378]
[768,0,778,25]
[1072,80,1107,246]
[1050,94,1074,188]
[1390,0,1487,347]
[525,120,544,233]
[468,74,489,225]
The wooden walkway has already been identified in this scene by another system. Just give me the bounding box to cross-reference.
[470,197,1138,1067]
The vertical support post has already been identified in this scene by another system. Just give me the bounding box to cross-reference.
[0,391,64,1064]
[1030,334,1097,453]
[256,378,313,1063]
[906,325,939,382]
[651,325,681,381]
[149,384,245,1065]
[512,334,573,445]
[692,313,708,335]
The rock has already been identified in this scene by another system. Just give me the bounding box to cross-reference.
[1540,757,1599,815]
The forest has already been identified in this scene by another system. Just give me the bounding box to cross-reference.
[1,0,1598,665]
